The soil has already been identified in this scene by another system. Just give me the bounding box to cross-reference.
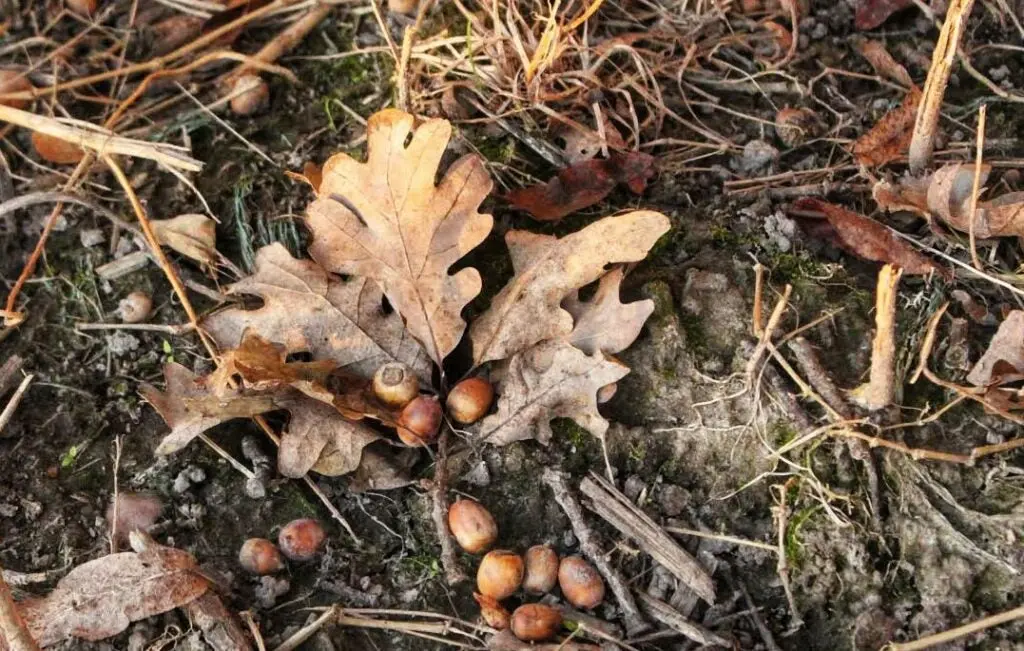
[3,1,1024,650]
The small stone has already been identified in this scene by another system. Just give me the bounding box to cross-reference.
[657,485,690,518]
[737,139,778,173]
[172,473,192,494]
[989,65,1010,82]
[872,98,890,111]
[463,460,491,487]
[811,22,828,39]
[0,504,17,517]
[106,332,140,356]
[183,465,206,484]
[562,529,577,548]
[79,228,105,248]
[255,575,290,609]
[245,477,267,499]
[19,499,42,521]
[623,475,645,502]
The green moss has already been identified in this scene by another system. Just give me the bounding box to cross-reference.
[770,421,799,446]
[677,311,709,358]
[475,135,517,165]
[785,504,821,568]
[642,280,676,326]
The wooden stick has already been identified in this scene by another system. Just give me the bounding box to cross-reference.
[967,104,987,270]
[0,374,33,436]
[0,565,40,651]
[884,604,1024,650]
[431,428,467,586]
[634,593,732,647]
[849,264,902,411]
[579,473,716,604]
[222,1,334,83]
[541,469,649,637]
[908,0,977,173]
[745,284,793,386]
[752,263,765,337]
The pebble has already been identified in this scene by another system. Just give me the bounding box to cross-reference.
[989,65,1010,82]
[810,22,828,40]
[79,228,105,248]
[183,465,206,484]
[256,575,291,609]
[623,475,645,502]
[657,485,690,518]
[462,460,491,486]
[105,332,140,356]
[172,473,192,494]
[737,139,779,173]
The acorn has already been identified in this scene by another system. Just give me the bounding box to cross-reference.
[0,70,32,109]
[66,0,98,15]
[558,556,605,609]
[229,74,269,116]
[397,395,441,446]
[510,604,562,642]
[278,518,325,561]
[388,0,418,13]
[31,132,85,164]
[476,549,524,600]
[522,544,559,594]
[473,592,510,630]
[372,362,418,408]
[448,499,498,554]
[118,291,152,324]
[238,538,284,575]
[446,376,494,425]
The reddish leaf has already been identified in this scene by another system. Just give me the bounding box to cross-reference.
[851,86,921,167]
[855,0,914,30]
[506,152,656,222]
[792,198,944,276]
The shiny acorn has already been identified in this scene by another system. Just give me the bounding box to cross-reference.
[558,555,605,609]
[372,362,418,408]
[448,499,498,554]
[238,538,284,575]
[397,395,441,446]
[278,518,325,561]
[446,376,494,425]
[522,544,559,594]
[476,549,523,600]
[510,603,562,642]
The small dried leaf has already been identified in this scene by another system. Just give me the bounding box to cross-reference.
[562,267,654,356]
[278,395,380,477]
[855,0,914,30]
[925,163,987,232]
[506,152,656,222]
[474,592,511,629]
[347,443,419,492]
[474,340,630,446]
[17,536,209,646]
[470,211,670,366]
[793,198,943,275]
[152,213,217,266]
[854,38,913,86]
[305,109,494,364]
[211,332,336,404]
[203,243,431,381]
[851,86,921,167]
[142,363,276,456]
[967,310,1024,387]
[285,161,323,195]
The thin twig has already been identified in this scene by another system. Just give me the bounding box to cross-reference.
[884,604,1024,650]
[0,373,33,436]
[75,322,196,335]
[431,427,467,586]
[967,104,987,271]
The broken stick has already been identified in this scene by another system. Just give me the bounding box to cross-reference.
[541,469,648,637]
[849,264,902,411]
[579,473,716,605]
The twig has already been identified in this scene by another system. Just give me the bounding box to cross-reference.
[910,302,949,384]
[75,322,196,335]
[664,526,777,553]
[745,284,793,386]
[883,604,1024,650]
[967,104,987,271]
[737,581,781,651]
[239,612,266,651]
[772,478,803,631]
[908,0,977,173]
[0,105,201,172]
[431,428,467,586]
[752,263,765,337]
[0,374,33,436]
[109,435,123,554]
[272,605,337,651]
[579,473,716,604]
[0,565,40,651]
[0,191,139,236]
[541,469,649,637]
[634,593,732,647]
[849,264,902,411]
[223,0,334,83]
[0,356,23,396]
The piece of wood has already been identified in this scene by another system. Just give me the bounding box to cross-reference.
[579,473,716,604]
[849,264,902,410]
[634,593,732,648]
[541,469,648,637]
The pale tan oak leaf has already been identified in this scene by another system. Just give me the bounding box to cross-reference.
[304,109,493,365]
[202,243,431,381]
[474,340,630,446]
[470,211,670,366]
[562,266,654,355]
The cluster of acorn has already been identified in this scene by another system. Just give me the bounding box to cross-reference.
[449,500,605,643]
[238,518,326,575]
[371,362,494,445]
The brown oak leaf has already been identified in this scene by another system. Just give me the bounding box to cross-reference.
[278,395,380,478]
[792,198,943,276]
[851,86,921,167]
[152,213,217,266]
[967,310,1024,387]
[506,151,656,222]
[855,0,914,30]
[304,109,493,365]
[470,212,671,366]
[202,243,431,381]
[211,332,337,404]
[854,38,913,86]
[562,267,654,355]
[474,340,630,446]
[15,533,208,647]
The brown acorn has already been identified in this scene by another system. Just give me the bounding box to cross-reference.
[388,0,418,13]
[32,132,85,164]
[448,499,498,554]
[558,556,605,609]
[278,518,325,561]
[397,395,441,446]
[446,376,494,425]
[118,291,152,324]
[66,0,98,15]
[473,592,510,630]
[238,538,284,575]
[229,75,269,116]
[0,70,33,109]
[476,549,524,600]
[510,603,562,642]
[522,544,559,594]
[372,362,418,408]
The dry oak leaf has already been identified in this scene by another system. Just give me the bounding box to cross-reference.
[854,38,913,87]
[142,362,380,478]
[210,332,337,404]
[792,198,943,276]
[151,213,217,266]
[967,310,1024,387]
[562,267,654,356]
[304,109,493,365]
[851,86,921,167]
[855,0,914,30]
[470,211,671,366]
[16,533,208,647]
[203,243,431,381]
[142,362,275,456]
[474,340,630,446]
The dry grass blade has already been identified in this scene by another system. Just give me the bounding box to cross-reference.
[0,105,201,172]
